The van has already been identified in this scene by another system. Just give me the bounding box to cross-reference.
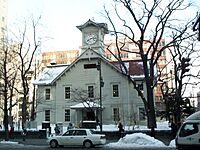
[175,111,200,150]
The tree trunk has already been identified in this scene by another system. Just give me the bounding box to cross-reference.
[3,99,9,141]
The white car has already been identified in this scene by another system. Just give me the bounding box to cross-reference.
[47,128,106,148]
[176,111,200,150]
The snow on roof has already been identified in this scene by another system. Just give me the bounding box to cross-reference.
[33,65,68,85]
[70,101,100,109]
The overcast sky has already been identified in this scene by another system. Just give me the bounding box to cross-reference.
[7,0,200,52]
[8,0,108,51]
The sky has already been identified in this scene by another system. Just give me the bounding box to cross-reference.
[7,0,200,52]
[7,0,109,51]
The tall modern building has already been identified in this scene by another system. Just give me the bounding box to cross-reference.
[0,0,8,126]
[0,0,7,40]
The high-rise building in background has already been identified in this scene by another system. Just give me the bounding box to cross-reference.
[41,50,79,70]
[0,0,7,40]
[0,0,8,126]
[104,37,174,114]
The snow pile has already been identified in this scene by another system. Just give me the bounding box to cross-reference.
[169,139,176,147]
[0,141,19,144]
[107,133,167,148]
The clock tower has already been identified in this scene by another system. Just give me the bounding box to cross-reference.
[77,19,109,55]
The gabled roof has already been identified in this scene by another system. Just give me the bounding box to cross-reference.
[76,19,109,34]
[33,48,117,85]
[33,48,145,86]
[33,64,68,85]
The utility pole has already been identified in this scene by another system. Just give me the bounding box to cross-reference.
[97,60,104,132]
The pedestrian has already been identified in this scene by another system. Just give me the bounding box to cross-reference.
[22,128,27,141]
[9,126,14,139]
[67,122,73,130]
[54,124,60,135]
[118,122,124,132]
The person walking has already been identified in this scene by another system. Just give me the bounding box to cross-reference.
[9,126,14,139]
[67,123,73,130]
[118,122,124,132]
[54,124,60,136]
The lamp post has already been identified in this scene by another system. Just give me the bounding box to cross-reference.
[97,60,104,132]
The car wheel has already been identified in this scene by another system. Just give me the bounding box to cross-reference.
[84,140,93,148]
[50,140,58,148]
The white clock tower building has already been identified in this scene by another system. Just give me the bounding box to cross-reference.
[77,19,109,56]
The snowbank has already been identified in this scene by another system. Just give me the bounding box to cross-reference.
[106,132,174,148]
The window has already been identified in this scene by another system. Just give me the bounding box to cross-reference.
[112,84,119,97]
[113,108,120,121]
[75,130,87,136]
[138,83,143,91]
[179,123,199,137]
[45,110,50,121]
[45,89,50,100]
[84,64,97,69]
[65,87,70,99]
[65,109,70,122]
[88,86,94,98]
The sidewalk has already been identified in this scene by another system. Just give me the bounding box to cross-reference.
[0,138,47,146]
[0,138,117,146]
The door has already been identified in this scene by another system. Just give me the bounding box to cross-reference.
[72,130,88,145]
[59,130,75,145]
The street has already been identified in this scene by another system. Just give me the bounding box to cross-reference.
[0,144,176,150]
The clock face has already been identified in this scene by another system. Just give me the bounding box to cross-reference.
[85,33,97,45]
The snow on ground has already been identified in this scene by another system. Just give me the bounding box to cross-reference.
[0,132,176,148]
[106,132,175,148]
[0,141,25,148]
[0,121,175,148]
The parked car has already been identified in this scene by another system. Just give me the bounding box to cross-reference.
[175,111,200,150]
[47,128,106,148]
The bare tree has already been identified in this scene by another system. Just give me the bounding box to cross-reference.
[103,0,197,136]
[0,36,19,141]
[167,34,199,125]
[11,16,42,129]
[70,88,101,122]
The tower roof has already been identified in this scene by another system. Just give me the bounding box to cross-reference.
[76,19,109,34]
